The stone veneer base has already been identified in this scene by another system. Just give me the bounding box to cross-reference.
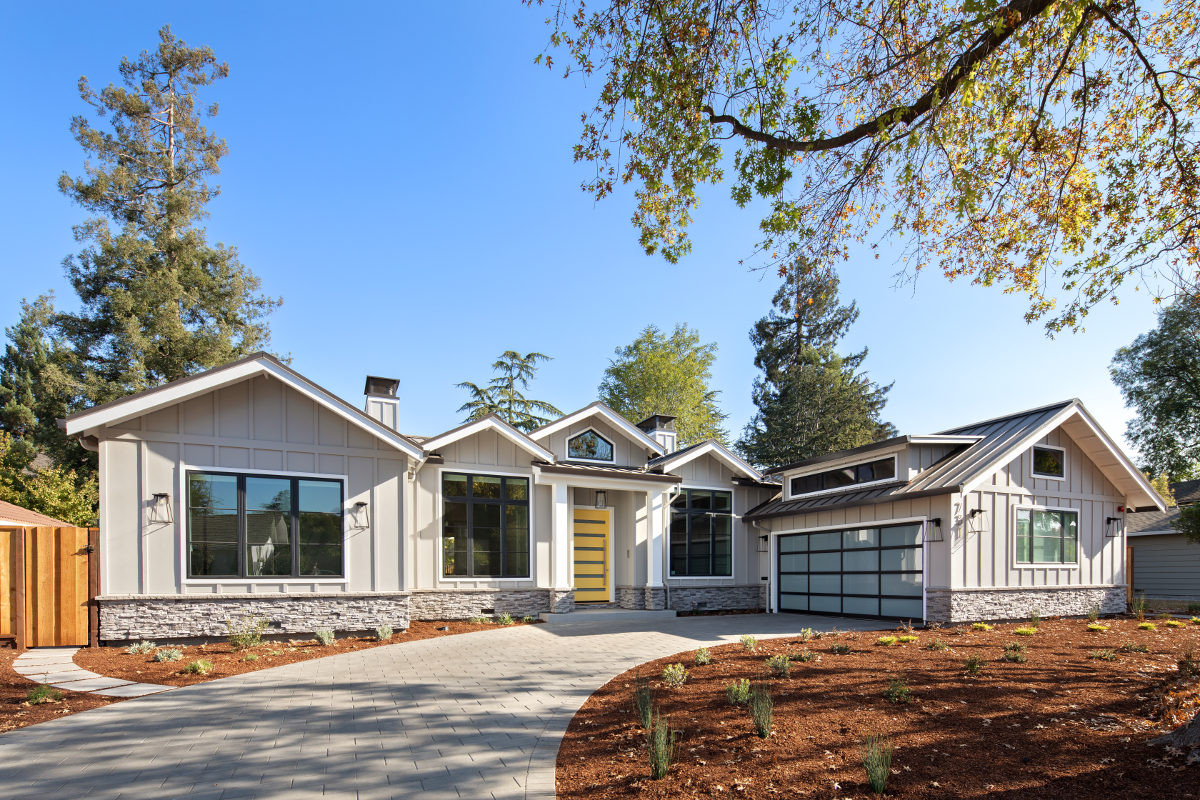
[409,589,554,620]
[924,585,1126,624]
[667,585,767,613]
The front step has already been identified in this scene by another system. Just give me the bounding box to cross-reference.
[539,608,678,624]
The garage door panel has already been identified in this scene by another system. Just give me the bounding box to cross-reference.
[843,573,879,594]
[882,573,922,597]
[779,573,808,592]
[810,574,840,593]
[843,596,879,616]
[881,598,923,618]
[882,548,922,570]
[844,550,878,571]
[780,594,808,611]
[810,595,841,613]
[810,552,840,571]
[780,553,808,572]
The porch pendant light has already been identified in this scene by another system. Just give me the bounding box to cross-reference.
[594,491,607,508]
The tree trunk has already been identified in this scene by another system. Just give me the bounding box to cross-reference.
[1150,709,1200,750]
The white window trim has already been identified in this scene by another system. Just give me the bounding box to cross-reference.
[786,455,899,500]
[1031,444,1067,481]
[179,464,351,586]
[666,484,737,580]
[435,465,536,583]
[565,428,616,464]
[1012,503,1081,570]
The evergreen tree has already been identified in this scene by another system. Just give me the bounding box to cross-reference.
[457,351,563,432]
[56,25,278,403]
[739,262,896,469]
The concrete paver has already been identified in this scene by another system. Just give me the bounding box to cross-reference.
[0,613,882,799]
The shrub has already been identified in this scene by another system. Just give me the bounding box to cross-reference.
[896,635,918,644]
[964,656,984,675]
[897,619,916,634]
[830,643,852,655]
[26,685,63,705]
[766,653,791,677]
[1132,592,1147,620]
[1030,609,1042,628]
[155,647,183,663]
[884,677,911,704]
[740,634,759,652]
[925,639,949,652]
[522,615,536,623]
[1089,649,1117,661]
[1002,642,1028,663]
[799,627,817,642]
[661,663,688,688]
[314,628,335,646]
[468,615,491,624]
[242,653,259,662]
[226,615,269,651]
[1138,622,1158,631]
[1179,646,1200,678]
[1192,617,1200,625]
[1119,642,1150,654]
[126,640,157,655]
[1164,619,1185,628]
[876,635,898,646]
[792,649,819,662]
[1087,623,1109,632]
[1188,601,1200,615]
[633,676,653,728]
[971,622,994,631]
[694,647,712,665]
[748,682,773,738]
[1014,627,1037,636]
[496,612,514,626]
[647,711,677,780]
[375,625,393,641]
[726,678,752,705]
[183,659,213,675]
[1087,604,1101,623]
[860,733,895,795]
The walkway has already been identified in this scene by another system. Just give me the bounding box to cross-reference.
[0,613,882,800]
[12,647,172,697]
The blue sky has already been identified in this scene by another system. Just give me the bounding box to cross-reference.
[0,3,1162,451]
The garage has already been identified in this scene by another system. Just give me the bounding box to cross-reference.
[777,522,924,620]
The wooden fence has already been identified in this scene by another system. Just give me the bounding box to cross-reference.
[0,527,99,648]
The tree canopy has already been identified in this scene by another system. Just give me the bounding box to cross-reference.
[457,351,564,432]
[531,0,1200,332]
[598,323,728,445]
[0,431,98,527]
[1110,297,1200,481]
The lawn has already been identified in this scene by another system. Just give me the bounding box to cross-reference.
[557,617,1200,799]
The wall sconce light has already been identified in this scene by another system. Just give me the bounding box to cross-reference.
[757,534,769,553]
[148,492,173,524]
[594,490,607,509]
[350,501,370,529]
[1105,516,1122,537]
[926,517,944,542]
[966,507,987,534]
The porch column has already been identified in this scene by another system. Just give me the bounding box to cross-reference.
[644,488,667,610]
[549,481,575,613]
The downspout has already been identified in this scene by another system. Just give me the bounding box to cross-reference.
[663,485,683,611]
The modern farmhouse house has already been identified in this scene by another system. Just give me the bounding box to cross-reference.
[63,353,1164,640]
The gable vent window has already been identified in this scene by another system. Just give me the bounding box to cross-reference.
[567,429,614,462]
[790,457,897,497]
[1032,446,1065,479]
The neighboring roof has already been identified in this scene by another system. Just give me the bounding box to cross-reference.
[421,414,555,463]
[62,352,424,461]
[647,439,763,482]
[1174,479,1200,505]
[0,500,73,528]
[1127,508,1181,536]
[530,401,666,456]
[534,461,682,484]
[762,434,982,476]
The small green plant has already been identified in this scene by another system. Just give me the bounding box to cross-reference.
[126,640,157,655]
[694,647,712,665]
[468,615,491,624]
[1179,646,1199,678]
[896,635,918,644]
[1087,604,1101,623]
[726,678,752,705]
[226,615,269,651]
[375,624,393,641]
[521,615,536,623]
[633,676,653,728]
[1087,622,1109,632]
[1164,619,1185,628]
[242,653,259,662]
[1013,627,1037,636]
[1188,602,1200,615]
[1119,642,1150,653]
[496,612,514,625]
[661,662,689,688]
[740,634,759,652]
[884,677,912,704]
[964,655,984,675]
[1029,609,1042,629]
[748,682,773,738]
[1089,649,1117,661]
[1192,617,1200,625]
[876,635,898,646]
[1138,622,1158,631]
[829,642,852,655]
[971,622,994,631]
[26,685,63,705]
[1002,642,1028,663]
[925,639,949,652]
[860,733,895,795]
[765,653,791,677]
[647,710,678,780]
[154,647,183,662]
[183,659,213,675]
[791,649,819,662]
[314,628,335,646]
[1132,592,1147,620]
[798,627,817,642]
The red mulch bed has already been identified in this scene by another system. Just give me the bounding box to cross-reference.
[557,617,1200,799]
[0,648,120,734]
[74,619,535,687]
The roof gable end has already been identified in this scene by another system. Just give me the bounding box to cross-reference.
[422,414,556,463]
[530,401,665,456]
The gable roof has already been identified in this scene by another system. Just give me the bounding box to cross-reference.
[0,500,73,528]
[421,414,555,462]
[529,401,665,456]
[1126,507,1181,536]
[62,352,424,460]
[763,434,982,476]
[647,439,763,482]
[1173,479,1200,506]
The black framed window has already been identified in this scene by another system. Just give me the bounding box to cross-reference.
[669,489,733,577]
[442,472,530,578]
[567,430,614,461]
[1016,508,1078,564]
[789,457,897,496]
[1032,446,1065,478]
[188,471,344,578]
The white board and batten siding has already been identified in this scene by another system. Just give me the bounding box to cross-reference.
[98,374,409,596]
[539,418,655,466]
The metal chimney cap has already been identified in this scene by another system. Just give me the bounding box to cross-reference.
[364,376,400,397]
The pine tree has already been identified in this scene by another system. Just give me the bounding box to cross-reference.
[457,351,563,432]
[739,262,896,469]
[55,25,278,403]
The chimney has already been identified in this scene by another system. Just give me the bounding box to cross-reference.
[637,414,677,454]
[363,375,400,430]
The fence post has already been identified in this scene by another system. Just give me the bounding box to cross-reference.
[13,528,25,651]
[88,528,100,647]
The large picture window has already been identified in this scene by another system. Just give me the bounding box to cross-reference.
[1016,508,1078,564]
[188,472,344,579]
[442,472,530,578]
[669,489,733,577]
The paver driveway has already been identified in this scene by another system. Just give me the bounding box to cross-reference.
[0,613,883,800]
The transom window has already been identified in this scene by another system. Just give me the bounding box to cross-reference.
[188,471,344,578]
[790,457,897,496]
[669,489,733,577]
[442,472,530,578]
[1016,508,1078,564]
[1032,446,1065,479]
[567,429,614,461]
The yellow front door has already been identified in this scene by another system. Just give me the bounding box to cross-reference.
[573,508,611,603]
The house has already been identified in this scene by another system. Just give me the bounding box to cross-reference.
[1126,480,1200,603]
[63,354,1164,640]
[744,399,1165,622]
[0,500,72,528]
[62,353,774,642]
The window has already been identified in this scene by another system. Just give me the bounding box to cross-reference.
[567,429,614,461]
[1032,446,1065,479]
[442,472,530,578]
[789,457,897,496]
[1016,508,1078,564]
[669,489,732,577]
[188,472,344,578]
